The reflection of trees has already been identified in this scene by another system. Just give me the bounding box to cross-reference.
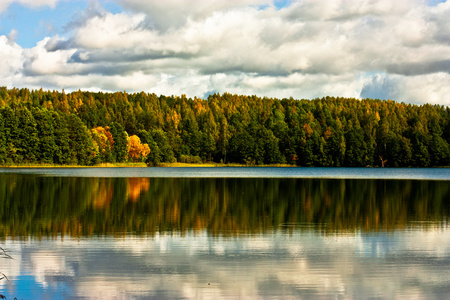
[126,178,150,202]
[0,174,449,237]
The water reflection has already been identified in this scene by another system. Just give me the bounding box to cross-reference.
[0,175,449,237]
[1,227,449,299]
[1,174,450,299]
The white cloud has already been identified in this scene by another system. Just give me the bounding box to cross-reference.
[360,72,450,104]
[23,37,78,75]
[73,12,149,49]
[392,73,450,105]
[0,0,59,13]
[114,0,272,30]
[0,35,24,86]
[2,0,450,105]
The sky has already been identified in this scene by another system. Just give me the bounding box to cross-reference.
[0,0,449,105]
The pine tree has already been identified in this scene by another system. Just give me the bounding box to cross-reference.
[110,122,128,163]
[66,114,95,165]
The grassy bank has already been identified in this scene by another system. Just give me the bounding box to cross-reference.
[0,162,148,168]
[1,162,294,168]
[159,162,294,167]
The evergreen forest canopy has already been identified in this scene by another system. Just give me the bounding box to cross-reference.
[0,86,449,167]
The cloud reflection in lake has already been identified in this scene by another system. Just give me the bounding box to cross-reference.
[1,226,449,299]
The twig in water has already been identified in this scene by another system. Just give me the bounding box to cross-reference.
[0,272,8,281]
[0,247,13,259]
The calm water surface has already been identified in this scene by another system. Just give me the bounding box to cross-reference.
[1,166,450,180]
[0,168,449,299]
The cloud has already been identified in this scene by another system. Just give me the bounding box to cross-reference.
[360,72,450,104]
[0,35,24,85]
[23,37,77,76]
[0,0,59,13]
[73,12,149,49]
[6,28,18,42]
[360,73,397,101]
[113,0,272,31]
[386,60,450,76]
[2,0,450,105]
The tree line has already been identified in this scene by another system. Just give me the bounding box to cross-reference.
[1,86,449,166]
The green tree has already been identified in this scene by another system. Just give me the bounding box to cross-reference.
[0,110,6,163]
[2,106,20,163]
[326,125,346,166]
[110,122,128,163]
[344,122,367,167]
[15,107,39,163]
[51,111,71,164]
[411,130,430,167]
[200,131,216,162]
[66,114,95,165]
[263,128,283,164]
[137,129,161,166]
[33,108,56,164]
[429,134,450,166]
[151,129,175,163]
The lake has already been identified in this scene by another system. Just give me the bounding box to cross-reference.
[0,168,449,299]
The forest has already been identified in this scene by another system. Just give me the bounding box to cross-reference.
[0,86,449,167]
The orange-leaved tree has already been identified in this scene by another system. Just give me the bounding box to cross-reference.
[127,135,150,162]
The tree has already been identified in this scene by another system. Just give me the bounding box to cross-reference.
[127,135,150,162]
[0,110,6,163]
[66,114,95,165]
[91,126,114,163]
[15,107,39,163]
[411,129,430,167]
[33,108,56,164]
[326,125,346,166]
[344,122,367,167]
[110,122,128,163]
[137,129,161,166]
[151,129,175,163]
[199,131,216,162]
[0,87,450,167]
[263,129,283,164]
[51,111,71,164]
[429,134,450,166]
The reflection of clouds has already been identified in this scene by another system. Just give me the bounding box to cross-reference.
[1,225,449,299]
[0,241,22,295]
[76,278,139,299]
[402,225,450,258]
[30,251,75,288]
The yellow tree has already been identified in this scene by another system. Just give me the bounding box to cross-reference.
[91,126,114,163]
[127,135,150,162]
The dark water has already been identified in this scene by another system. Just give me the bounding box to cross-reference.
[0,168,449,299]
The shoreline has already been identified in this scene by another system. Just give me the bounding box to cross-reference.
[1,163,447,168]
[0,162,295,168]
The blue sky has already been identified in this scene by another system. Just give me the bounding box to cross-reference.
[1,1,81,48]
[0,1,124,48]
[1,0,449,105]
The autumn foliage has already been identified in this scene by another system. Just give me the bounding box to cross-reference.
[127,135,150,162]
[91,126,114,163]
[0,87,449,166]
